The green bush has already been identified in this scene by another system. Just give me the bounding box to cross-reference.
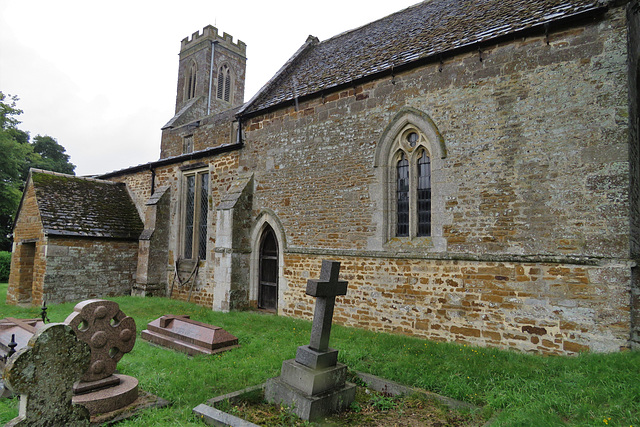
[0,251,11,282]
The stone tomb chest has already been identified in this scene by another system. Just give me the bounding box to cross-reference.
[141,315,239,356]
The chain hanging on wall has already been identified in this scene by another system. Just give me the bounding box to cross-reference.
[169,257,200,302]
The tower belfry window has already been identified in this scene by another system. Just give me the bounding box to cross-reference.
[217,65,231,102]
[186,62,197,100]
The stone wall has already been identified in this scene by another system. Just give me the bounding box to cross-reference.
[242,8,630,259]
[627,0,640,348]
[242,7,633,354]
[42,237,138,304]
[282,253,630,354]
[110,5,634,354]
[7,183,46,305]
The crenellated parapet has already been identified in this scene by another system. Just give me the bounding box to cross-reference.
[180,25,246,57]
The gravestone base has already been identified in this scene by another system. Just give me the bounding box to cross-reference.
[265,359,355,421]
[72,374,139,415]
[295,345,338,370]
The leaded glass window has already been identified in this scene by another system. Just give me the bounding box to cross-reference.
[198,173,209,259]
[183,170,209,260]
[183,175,195,258]
[389,127,433,239]
[417,150,431,236]
[396,153,409,237]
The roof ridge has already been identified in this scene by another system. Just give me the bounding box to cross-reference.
[318,1,428,46]
[30,168,121,185]
[238,35,319,116]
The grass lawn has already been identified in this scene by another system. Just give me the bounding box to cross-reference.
[0,282,638,426]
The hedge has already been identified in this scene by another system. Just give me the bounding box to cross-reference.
[0,251,11,282]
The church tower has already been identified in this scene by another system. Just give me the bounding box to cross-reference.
[173,25,247,121]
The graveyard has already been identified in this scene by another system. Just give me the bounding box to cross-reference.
[1,281,639,426]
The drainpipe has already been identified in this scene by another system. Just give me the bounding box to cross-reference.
[237,117,243,145]
[150,167,156,195]
[207,41,216,115]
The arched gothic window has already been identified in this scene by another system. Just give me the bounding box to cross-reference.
[185,62,197,100]
[217,65,232,102]
[391,128,432,238]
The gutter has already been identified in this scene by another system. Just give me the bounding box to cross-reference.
[98,142,243,180]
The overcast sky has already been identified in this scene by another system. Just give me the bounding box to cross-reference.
[0,1,420,176]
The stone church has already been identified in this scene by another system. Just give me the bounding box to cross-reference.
[8,0,640,355]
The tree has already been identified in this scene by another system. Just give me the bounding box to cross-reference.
[0,92,76,251]
[30,135,76,175]
[0,93,28,250]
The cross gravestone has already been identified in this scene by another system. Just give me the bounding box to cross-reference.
[265,260,355,421]
[3,323,91,426]
[65,299,139,415]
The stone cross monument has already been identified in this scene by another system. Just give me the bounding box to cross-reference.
[295,260,348,369]
[265,260,355,421]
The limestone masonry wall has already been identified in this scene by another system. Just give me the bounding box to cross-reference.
[243,8,630,258]
[105,6,635,354]
[42,237,138,304]
[282,254,630,354]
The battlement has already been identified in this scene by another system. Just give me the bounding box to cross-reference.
[180,25,246,56]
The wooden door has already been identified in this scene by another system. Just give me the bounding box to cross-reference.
[258,227,278,311]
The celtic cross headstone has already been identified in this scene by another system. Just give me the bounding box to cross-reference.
[64,299,139,415]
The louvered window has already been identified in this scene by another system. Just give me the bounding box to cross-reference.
[217,65,232,102]
[186,62,196,100]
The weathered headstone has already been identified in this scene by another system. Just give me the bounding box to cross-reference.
[141,314,239,356]
[3,323,91,426]
[265,260,355,421]
[1,318,45,398]
[65,299,139,415]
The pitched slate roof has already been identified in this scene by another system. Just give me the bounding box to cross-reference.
[30,169,143,240]
[241,0,608,115]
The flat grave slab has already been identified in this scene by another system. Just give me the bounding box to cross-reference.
[141,315,239,356]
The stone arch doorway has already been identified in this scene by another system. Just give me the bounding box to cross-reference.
[258,226,278,311]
